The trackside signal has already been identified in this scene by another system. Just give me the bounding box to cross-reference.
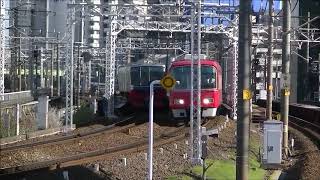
[160,74,176,91]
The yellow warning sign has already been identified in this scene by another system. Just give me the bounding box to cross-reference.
[243,89,252,100]
[268,85,273,91]
[272,113,281,120]
[160,75,176,91]
[284,89,290,96]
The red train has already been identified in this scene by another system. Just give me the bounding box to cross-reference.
[117,62,168,110]
[168,55,222,119]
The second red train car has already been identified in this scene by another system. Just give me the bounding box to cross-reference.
[168,55,222,119]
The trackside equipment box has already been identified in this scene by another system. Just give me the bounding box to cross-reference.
[262,120,283,168]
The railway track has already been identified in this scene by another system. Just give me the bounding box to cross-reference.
[288,115,320,148]
[0,114,136,154]
[0,116,217,176]
[0,123,186,175]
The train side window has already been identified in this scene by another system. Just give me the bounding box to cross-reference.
[131,67,140,86]
[150,66,165,82]
[141,66,149,86]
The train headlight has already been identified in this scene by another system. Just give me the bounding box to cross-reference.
[174,99,185,105]
[203,98,213,104]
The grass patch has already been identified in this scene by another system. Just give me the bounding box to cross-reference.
[169,159,265,180]
[168,129,265,179]
[166,176,192,180]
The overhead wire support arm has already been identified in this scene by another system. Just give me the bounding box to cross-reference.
[284,16,320,35]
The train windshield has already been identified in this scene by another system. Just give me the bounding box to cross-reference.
[171,65,216,89]
[131,66,165,86]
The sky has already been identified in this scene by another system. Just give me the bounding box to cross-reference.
[202,0,282,12]
[200,0,283,25]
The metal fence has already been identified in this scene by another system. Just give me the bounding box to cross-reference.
[0,103,37,138]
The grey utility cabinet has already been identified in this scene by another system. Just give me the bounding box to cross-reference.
[262,120,283,167]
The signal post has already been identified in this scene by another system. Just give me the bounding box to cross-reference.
[148,75,175,180]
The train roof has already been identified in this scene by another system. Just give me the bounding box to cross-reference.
[171,59,220,66]
[170,58,221,72]
[118,63,165,68]
[173,54,207,61]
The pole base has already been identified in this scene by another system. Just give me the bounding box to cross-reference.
[191,158,203,165]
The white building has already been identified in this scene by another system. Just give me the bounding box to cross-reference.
[84,0,102,48]
[47,0,68,39]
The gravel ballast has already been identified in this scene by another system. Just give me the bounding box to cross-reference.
[0,123,177,168]
[86,116,237,179]
[282,128,320,180]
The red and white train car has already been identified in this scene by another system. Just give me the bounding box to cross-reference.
[117,63,167,110]
[168,55,222,119]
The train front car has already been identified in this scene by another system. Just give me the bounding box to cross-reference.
[118,63,167,110]
[168,57,222,121]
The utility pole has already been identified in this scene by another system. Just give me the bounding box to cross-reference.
[40,47,44,88]
[50,49,54,97]
[318,53,320,102]
[236,0,251,179]
[275,29,279,100]
[11,9,19,92]
[56,33,60,96]
[88,60,91,93]
[190,0,202,164]
[267,0,274,120]
[45,51,49,89]
[46,0,50,92]
[281,0,291,157]
[77,44,81,108]
[29,9,35,94]
[0,0,3,100]
[236,0,251,180]
[18,34,22,91]
[264,55,267,90]
[35,48,38,90]
[306,11,310,100]
[196,0,202,162]
[189,0,195,163]
[65,0,75,130]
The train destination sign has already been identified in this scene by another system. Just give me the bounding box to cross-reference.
[160,75,176,91]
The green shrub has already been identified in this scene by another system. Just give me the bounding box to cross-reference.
[73,106,94,126]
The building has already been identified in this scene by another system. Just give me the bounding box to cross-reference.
[84,0,102,48]
[251,0,300,103]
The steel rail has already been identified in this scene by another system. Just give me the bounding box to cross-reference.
[0,117,213,176]
[287,115,320,149]
[0,123,187,175]
[0,114,136,153]
[253,105,320,149]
